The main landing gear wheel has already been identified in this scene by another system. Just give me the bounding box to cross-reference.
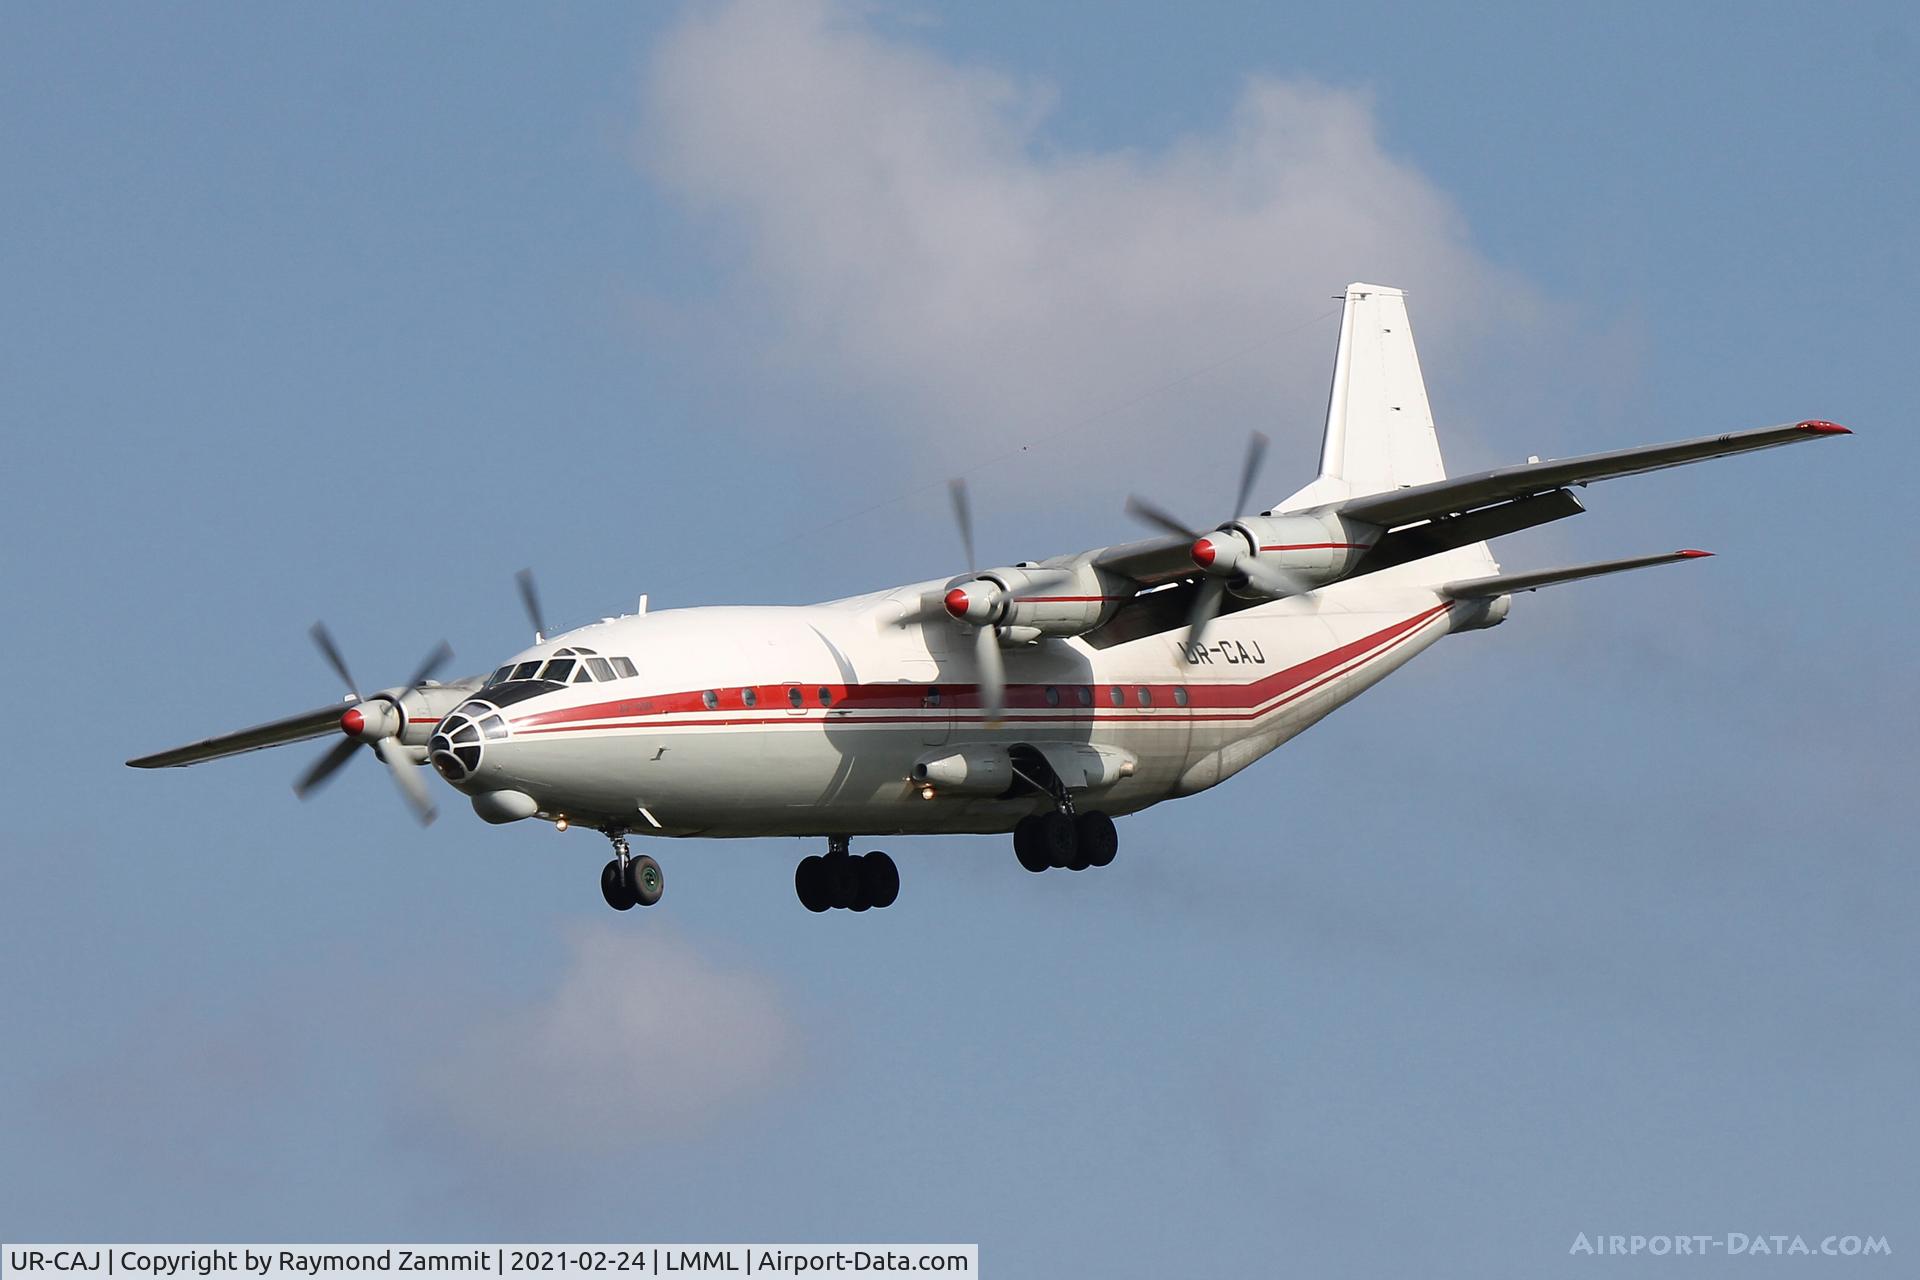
[1013,817,1050,873]
[1075,811,1118,868]
[796,855,831,913]
[796,842,900,912]
[1014,810,1118,873]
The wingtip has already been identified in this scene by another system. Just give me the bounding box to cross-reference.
[1796,419,1852,435]
[1676,549,1714,558]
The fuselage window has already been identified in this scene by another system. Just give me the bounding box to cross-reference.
[510,661,540,682]
[1173,687,1190,707]
[788,687,803,708]
[1107,686,1124,707]
[1045,686,1060,706]
[742,688,758,708]
[1077,686,1093,707]
[610,656,638,679]
[586,657,614,681]
[817,687,833,706]
[1137,687,1153,707]
[702,690,719,710]
[541,658,576,683]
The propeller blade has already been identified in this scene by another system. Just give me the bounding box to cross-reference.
[403,639,454,691]
[515,568,548,641]
[1232,430,1271,517]
[973,622,1006,723]
[1186,576,1228,650]
[949,479,977,571]
[293,735,359,799]
[374,736,438,826]
[309,621,360,698]
[1123,494,1201,542]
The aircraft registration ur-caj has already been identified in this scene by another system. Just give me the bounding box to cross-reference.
[130,283,1851,914]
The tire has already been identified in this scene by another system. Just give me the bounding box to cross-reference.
[1077,811,1118,868]
[827,855,862,910]
[864,851,900,909]
[600,859,636,911]
[1013,817,1050,873]
[626,854,665,907]
[795,855,831,913]
[1038,811,1077,869]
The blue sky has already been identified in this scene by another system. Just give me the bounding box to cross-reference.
[2,2,1912,1274]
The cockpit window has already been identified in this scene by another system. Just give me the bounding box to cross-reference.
[510,661,540,682]
[571,665,593,683]
[489,665,515,686]
[610,656,637,679]
[586,657,614,681]
[540,658,576,683]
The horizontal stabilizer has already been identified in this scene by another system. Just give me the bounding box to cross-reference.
[1332,420,1850,529]
[1440,550,1712,599]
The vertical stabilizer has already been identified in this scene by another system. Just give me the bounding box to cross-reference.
[1318,282,1447,495]
[1278,283,1449,511]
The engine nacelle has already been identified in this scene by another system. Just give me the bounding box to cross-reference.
[1190,511,1379,593]
[912,746,1012,796]
[942,561,1123,639]
[397,682,487,747]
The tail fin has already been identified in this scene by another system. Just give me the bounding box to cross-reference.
[1277,283,1498,582]
[1278,283,1448,510]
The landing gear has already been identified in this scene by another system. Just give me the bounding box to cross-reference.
[797,838,900,913]
[1014,809,1119,872]
[600,832,664,911]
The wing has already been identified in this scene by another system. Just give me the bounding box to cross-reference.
[1440,549,1712,599]
[127,703,350,768]
[1090,534,1202,586]
[1330,420,1850,529]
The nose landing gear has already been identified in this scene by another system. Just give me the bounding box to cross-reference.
[599,832,664,911]
[796,836,900,913]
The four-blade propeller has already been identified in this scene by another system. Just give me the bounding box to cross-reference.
[293,622,452,825]
[945,479,1011,722]
[1124,430,1306,647]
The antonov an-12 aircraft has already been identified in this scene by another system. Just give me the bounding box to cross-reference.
[130,284,1850,913]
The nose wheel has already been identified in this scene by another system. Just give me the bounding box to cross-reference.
[796,837,899,913]
[599,833,664,911]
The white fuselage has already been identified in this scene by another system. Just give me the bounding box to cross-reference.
[420,571,1492,840]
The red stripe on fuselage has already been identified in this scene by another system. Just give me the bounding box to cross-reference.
[508,602,1452,736]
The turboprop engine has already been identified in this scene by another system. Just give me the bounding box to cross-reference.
[1190,511,1380,596]
[940,560,1124,643]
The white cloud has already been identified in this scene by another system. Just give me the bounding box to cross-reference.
[638,0,1553,503]
[425,926,799,1151]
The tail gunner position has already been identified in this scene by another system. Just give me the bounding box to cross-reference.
[130,284,1852,914]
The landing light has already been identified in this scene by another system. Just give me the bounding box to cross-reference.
[555,817,569,832]
[919,784,936,800]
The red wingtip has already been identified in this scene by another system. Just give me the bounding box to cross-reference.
[1676,549,1713,558]
[943,588,970,620]
[1796,419,1851,435]
[341,707,365,736]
